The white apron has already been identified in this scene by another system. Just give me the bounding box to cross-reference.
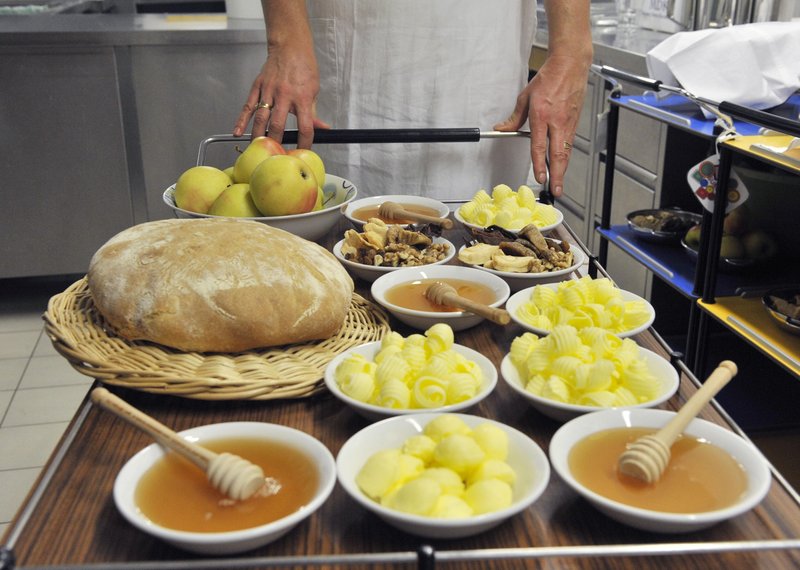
[305,0,538,200]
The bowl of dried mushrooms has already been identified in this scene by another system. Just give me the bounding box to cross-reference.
[333,218,455,282]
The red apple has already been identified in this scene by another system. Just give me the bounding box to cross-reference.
[232,136,286,184]
[250,155,319,216]
[287,148,325,189]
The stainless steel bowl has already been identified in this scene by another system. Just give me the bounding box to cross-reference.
[762,287,800,336]
[680,237,756,273]
[627,208,702,244]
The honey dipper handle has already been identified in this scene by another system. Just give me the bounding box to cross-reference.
[379,201,454,229]
[655,361,737,446]
[90,387,215,470]
[426,282,510,325]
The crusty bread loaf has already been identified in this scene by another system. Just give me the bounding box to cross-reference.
[87,218,354,352]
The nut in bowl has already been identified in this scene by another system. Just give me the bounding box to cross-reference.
[549,409,771,533]
[500,326,679,422]
[343,194,450,229]
[336,413,550,538]
[162,174,357,242]
[505,277,655,338]
[371,265,511,331]
[113,422,336,555]
[323,325,498,421]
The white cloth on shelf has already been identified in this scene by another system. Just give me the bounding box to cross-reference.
[646,21,800,118]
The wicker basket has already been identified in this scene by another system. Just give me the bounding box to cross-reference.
[44,278,391,400]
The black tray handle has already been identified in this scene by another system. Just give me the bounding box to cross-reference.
[596,65,663,91]
[718,101,800,138]
[282,128,482,145]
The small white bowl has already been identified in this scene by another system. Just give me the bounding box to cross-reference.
[457,242,586,292]
[336,413,550,538]
[343,194,450,229]
[505,283,656,338]
[500,348,679,422]
[549,409,771,533]
[370,265,511,331]
[324,341,498,421]
[114,422,336,555]
[454,204,563,234]
[332,237,456,283]
[162,174,357,242]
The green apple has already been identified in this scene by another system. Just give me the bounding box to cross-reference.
[288,148,325,189]
[719,235,745,259]
[742,230,778,259]
[250,155,319,216]
[723,204,749,237]
[174,166,231,214]
[208,183,261,217]
[223,166,235,183]
[684,224,702,249]
[232,136,286,184]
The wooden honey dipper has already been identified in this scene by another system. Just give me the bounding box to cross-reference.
[91,387,266,501]
[377,201,454,229]
[617,361,737,484]
[424,281,510,325]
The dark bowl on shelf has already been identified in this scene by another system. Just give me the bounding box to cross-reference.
[762,287,800,336]
[679,237,757,273]
[627,208,702,244]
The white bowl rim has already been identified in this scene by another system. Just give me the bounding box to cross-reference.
[499,348,680,414]
[332,237,456,274]
[343,194,450,224]
[336,412,551,528]
[453,203,564,234]
[113,421,337,545]
[370,265,511,319]
[162,174,357,221]
[505,282,656,338]
[457,241,586,280]
[549,409,772,524]
[323,341,498,417]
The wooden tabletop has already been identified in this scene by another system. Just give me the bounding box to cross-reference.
[4,219,800,570]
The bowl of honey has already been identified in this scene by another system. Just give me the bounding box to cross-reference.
[113,421,337,554]
[549,409,771,533]
[343,194,450,229]
[370,265,511,331]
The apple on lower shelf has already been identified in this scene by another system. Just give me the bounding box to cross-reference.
[683,224,778,261]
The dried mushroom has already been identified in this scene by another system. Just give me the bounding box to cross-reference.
[459,225,573,273]
[341,218,449,267]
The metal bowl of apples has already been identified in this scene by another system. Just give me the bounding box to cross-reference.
[162,140,357,243]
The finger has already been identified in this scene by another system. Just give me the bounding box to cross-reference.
[547,138,573,198]
[294,105,316,149]
[233,86,263,137]
[493,97,529,132]
[530,119,549,186]
[266,102,288,145]
[250,103,272,140]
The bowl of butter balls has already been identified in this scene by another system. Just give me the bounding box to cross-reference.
[336,413,550,538]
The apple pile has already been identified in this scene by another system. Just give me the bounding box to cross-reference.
[173,137,326,217]
[683,205,778,260]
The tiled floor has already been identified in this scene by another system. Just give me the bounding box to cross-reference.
[0,275,93,539]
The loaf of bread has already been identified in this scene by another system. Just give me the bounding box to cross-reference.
[87,218,354,352]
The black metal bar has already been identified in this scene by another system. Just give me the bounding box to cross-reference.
[598,88,621,268]
[701,147,733,304]
[597,65,663,91]
[282,128,482,145]
[718,101,800,137]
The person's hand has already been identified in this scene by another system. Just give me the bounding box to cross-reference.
[494,53,589,198]
[232,47,330,148]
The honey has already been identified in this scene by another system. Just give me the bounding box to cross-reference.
[135,437,319,533]
[385,278,496,312]
[569,427,747,513]
[352,204,441,224]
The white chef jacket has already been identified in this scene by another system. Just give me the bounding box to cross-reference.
[304,0,538,200]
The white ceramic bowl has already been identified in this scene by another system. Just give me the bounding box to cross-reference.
[454,204,563,234]
[324,341,498,421]
[336,413,550,538]
[505,283,656,338]
[332,237,456,283]
[500,348,679,422]
[342,194,450,229]
[114,422,336,555]
[370,265,511,331]
[162,174,357,242]
[457,242,586,292]
[549,409,771,533]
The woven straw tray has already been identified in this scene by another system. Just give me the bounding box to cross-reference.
[44,278,391,400]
